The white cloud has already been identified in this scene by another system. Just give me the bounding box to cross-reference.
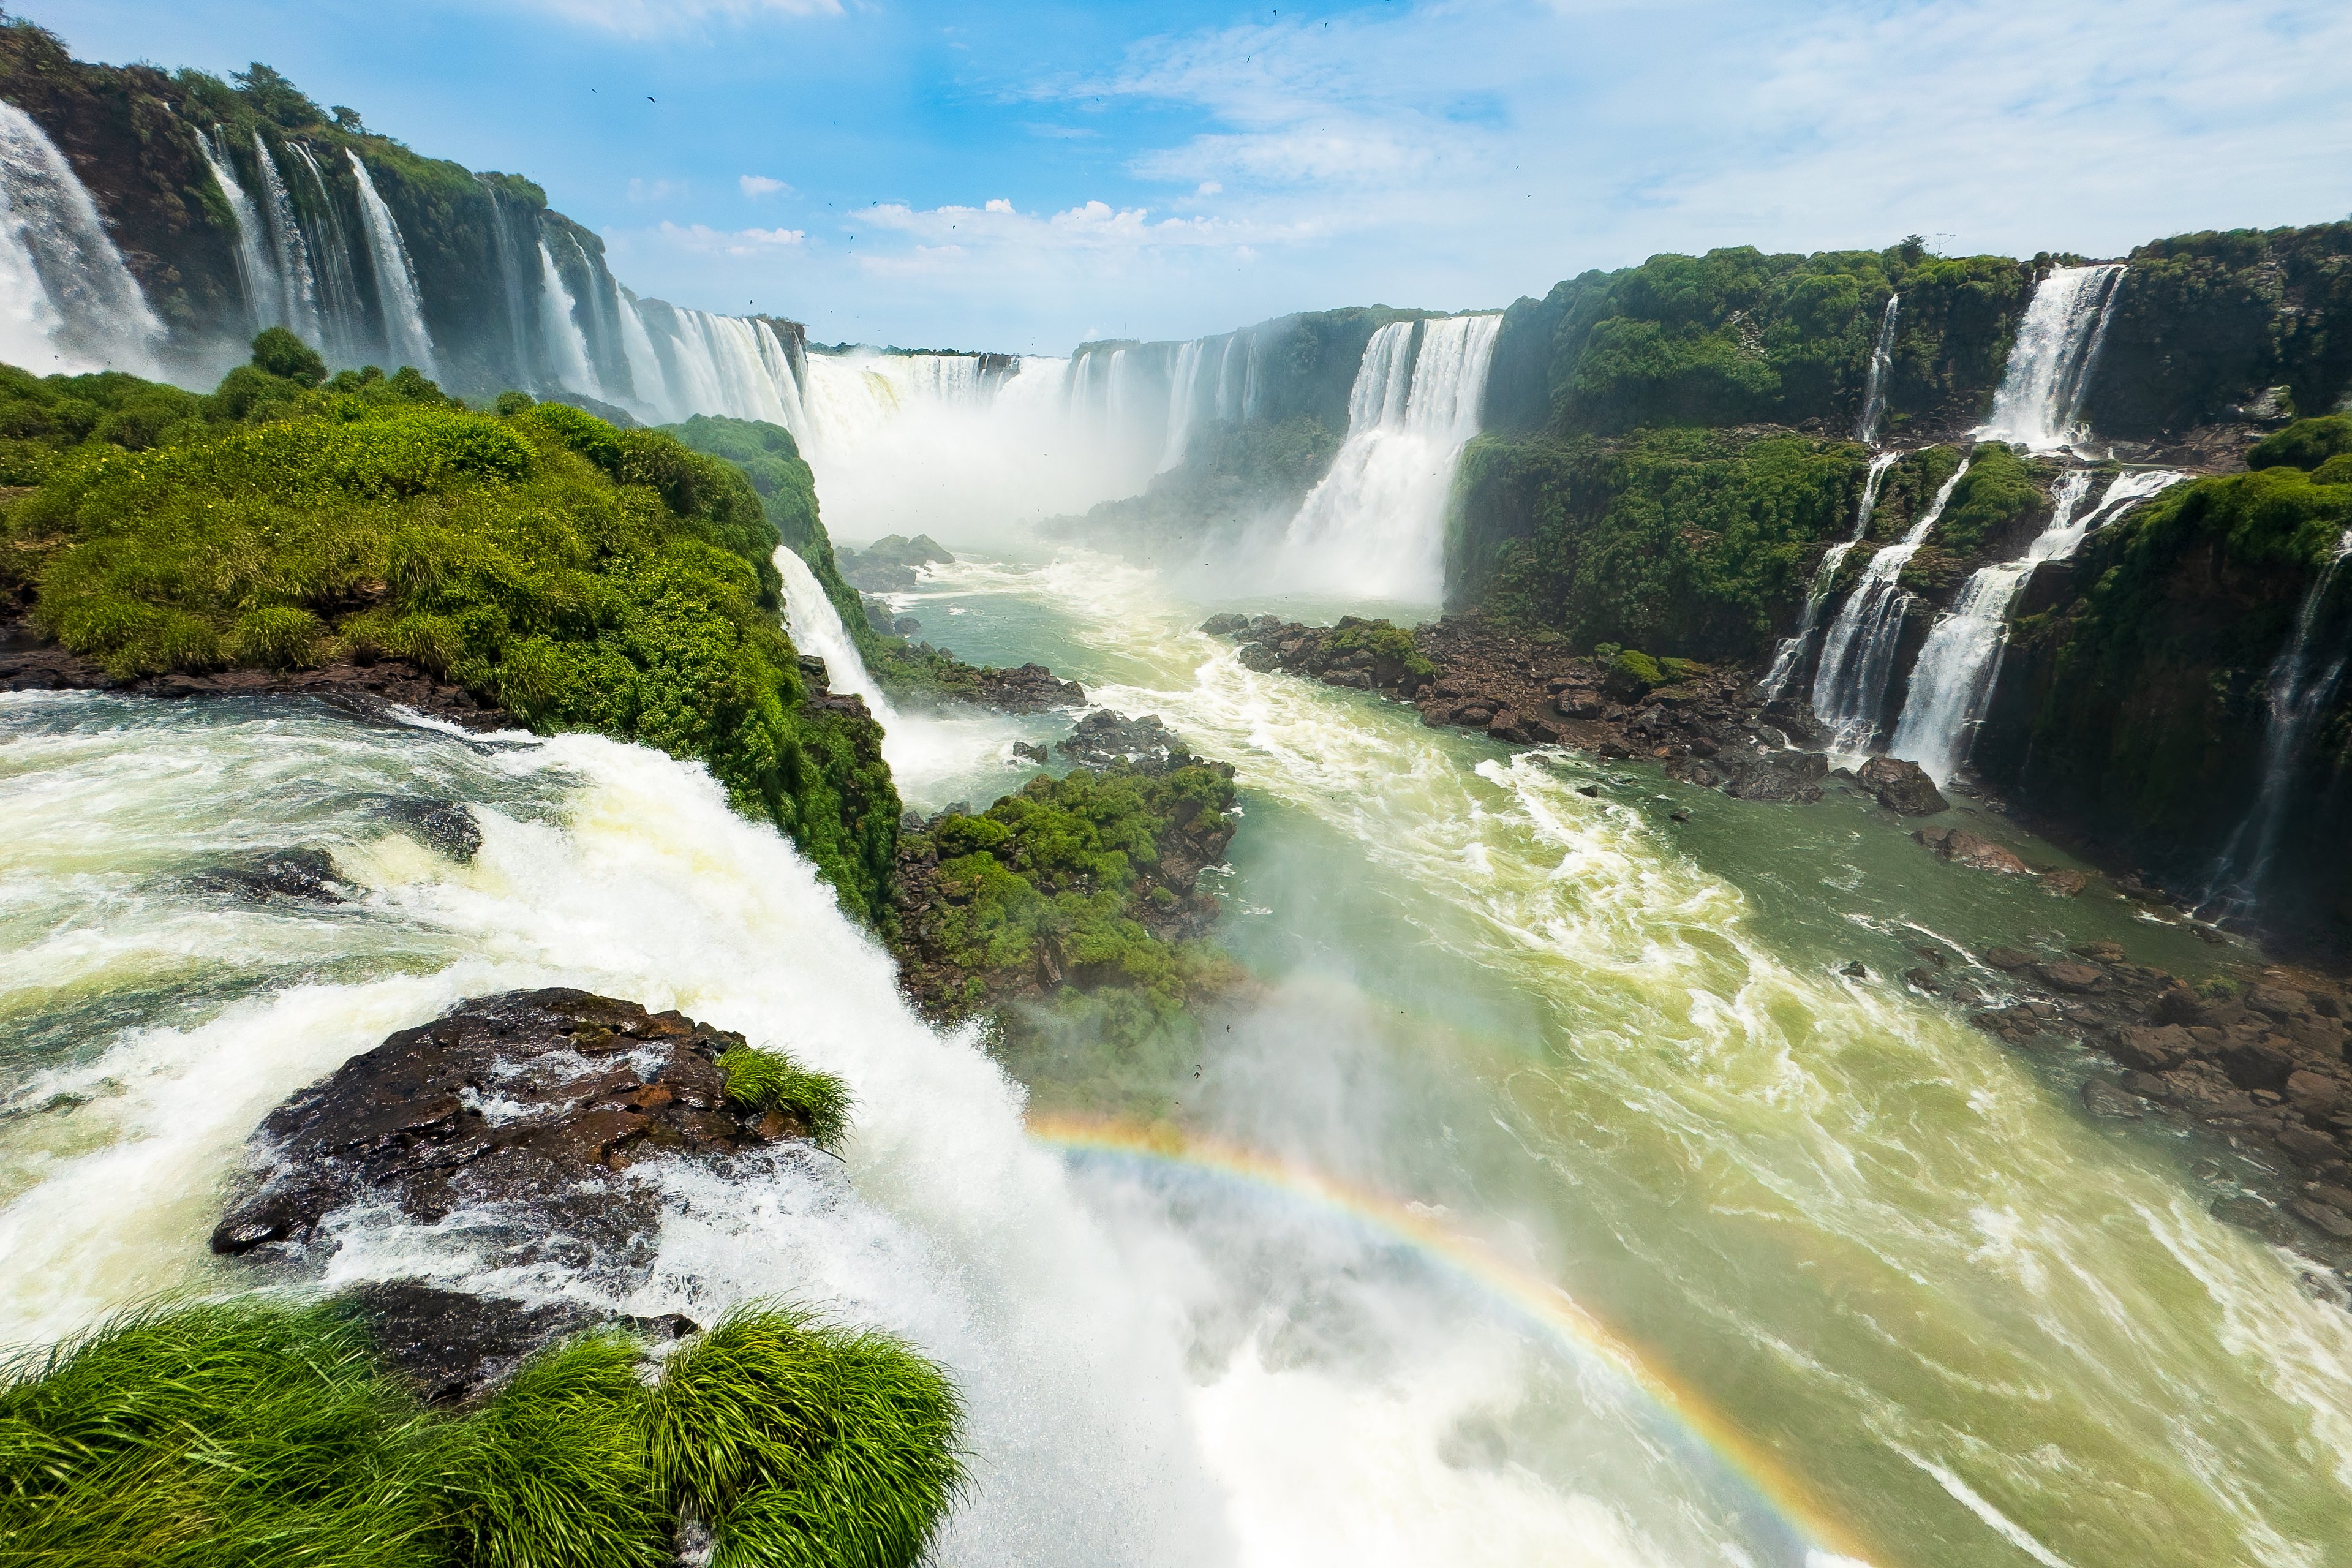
[515,0,840,37]
[852,196,1303,257]
[739,174,791,198]
[626,177,682,203]
[657,221,807,256]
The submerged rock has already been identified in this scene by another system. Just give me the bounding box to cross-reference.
[378,798,482,862]
[210,989,812,1264]
[192,848,350,903]
[346,1281,697,1408]
[1057,709,1194,774]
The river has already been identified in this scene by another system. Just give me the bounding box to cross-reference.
[6,543,2352,1567]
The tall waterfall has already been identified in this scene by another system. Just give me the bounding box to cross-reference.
[197,127,279,334]
[1272,314,1504,603]
[626,298,805,432]
[1808,457,1972,756]
[535,239,601,397]
[249,132,325,350]
[1854,294,1899,445]
[346,152,438,376]
[2204,528,2352,913]
[1888,468,2185,782]
[1156,338,1207,472]
[0,102,162,376]
[288,143,369,365]
[1760,450,1901,700]
[1977,265,2127,453]
[775,546,893,722]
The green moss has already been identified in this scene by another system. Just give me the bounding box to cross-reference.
[0,1298,961,1568]
[1930,442,2046,558]
[2249,414,2352,472]
[1609,649,1664,692]
[717,1046,852,1150]
[2,339,897,920]
[1323,616,1434,677]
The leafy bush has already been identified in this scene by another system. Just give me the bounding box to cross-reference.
[2249,414,2352,472]
[1,337,898,919]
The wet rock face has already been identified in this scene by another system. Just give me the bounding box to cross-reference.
[347,1281,697,1408]
[971,662,1085,713]
[1057,710,1194,774]
[211,989,802,1265]
[1857,756,1951,816]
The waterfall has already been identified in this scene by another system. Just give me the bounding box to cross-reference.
[249,132,324,349]
[197,127,279,334]
[1760,450,1901,701]
[1888,467,2186,782]
[2204,528,2352,914]
[1855,295,1899,445]
[565,232,627,399]
[775,546,894,722]
[535,238,601,396]
[618,292,677,420]
[1272,314,1504,603]
[481,187,539,392]
[345,151,437,377]
[1977,265,2127,453]
[1809,457,1972,756]
[0,102,162,377]
[288,143,369,364]
[1157,338,1207,472]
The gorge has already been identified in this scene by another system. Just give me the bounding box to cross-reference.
[5,18,2352,1568]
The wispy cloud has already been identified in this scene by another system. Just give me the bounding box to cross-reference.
[656,220,807,255]
[515,0,841,38]
[740,174,792,198]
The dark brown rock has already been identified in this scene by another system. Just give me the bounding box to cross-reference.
[210,989,801,1265]
[2038,962,2106,994]
[1857,755,1950,816]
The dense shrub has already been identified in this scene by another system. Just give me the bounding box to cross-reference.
[0,338,897,919]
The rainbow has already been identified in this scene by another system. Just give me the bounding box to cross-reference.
[1028,1109,1881,1567]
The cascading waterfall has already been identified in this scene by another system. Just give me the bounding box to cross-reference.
[1760,450,1901,700]
[535,238,601,397]
[288,142,371,364]
[2204,527,2352,913]
[1977,264,2127,453]
[1808,457,1972,756]
[1272,314,1504,603]
[1156,338,1206,472]
[775,547,893,720]
[1854,294,1899,445]
[617,288,674,417]
[345,151,439,376]
[481,186,540,391]
[630,298,806,434]
[1888,468,2185,783]
[197,127,279,334]
[249,132,325,349]
[0,101,162,376]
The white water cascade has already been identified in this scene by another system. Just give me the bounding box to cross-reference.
[346,151,439,377]
[249,132,324,349]
[1855,294,1899,445]
[1156,338,1207,472]
[2205,528,2352,913]
[1272,314,1504,603]
[775,546,892,721]
[535,238,601,397]
[0,101,162,376]
[1888,468,2186,783]
[197,127,280,334]
[1977,265,2127,453]
[628,300,805,432]
[1808,458,1972,756]
[288,142,371,365]
[1760,450,1901,701]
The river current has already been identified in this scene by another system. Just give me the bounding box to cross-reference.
[6,544,2352,1567]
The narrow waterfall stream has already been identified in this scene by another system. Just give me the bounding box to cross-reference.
[1761,451,1901,701]
[1808,459,1973,758]
[1977,266,2127,453]
[347,151,439,375]
[0,100,162,375]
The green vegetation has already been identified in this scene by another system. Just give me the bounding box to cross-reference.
[894,760,1241,1079]
[0,1298,960,1568]
[1322,616,1434,679]
[717,1046,851,1149]
[0,339,897,919]
[2249,413,2352,472]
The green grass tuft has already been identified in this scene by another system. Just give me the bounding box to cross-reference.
[648,1306,963,1568]
[718,1046,853,1150]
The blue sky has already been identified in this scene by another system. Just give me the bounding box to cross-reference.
[28,0,2352,353]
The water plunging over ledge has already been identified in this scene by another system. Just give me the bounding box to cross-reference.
[1807,458,1972,757]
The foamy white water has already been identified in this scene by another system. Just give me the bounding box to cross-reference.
[0,101,163,376]
[347,151,439,377]
[1977,266,2127,453]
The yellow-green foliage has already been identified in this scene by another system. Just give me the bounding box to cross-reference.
[0,1298,961,1568]
[0,342,897,918]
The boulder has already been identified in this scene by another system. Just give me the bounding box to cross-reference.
[348,1281,696,1408]
[211,989,816,1264]
[2038,961,2106,994]
[2111,1024,2192,1071]
[2247,986,2310,1021]
[1553,688,1604,720]
[2081,1080,2144,1120]
[1722,749,1828,803]
[192,848,349,903]
[1856,755,1950,816]
[2039,869,2088,897]
[1925,829,2030,875]
[1982,946,2036,971]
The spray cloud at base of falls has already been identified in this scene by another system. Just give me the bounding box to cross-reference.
[1888,467,2186,783]
[1268,314,1504,605]
[1976,264,2127,453]
[0,100,162,377]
